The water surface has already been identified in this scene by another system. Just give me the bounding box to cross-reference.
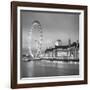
[21,60,79,78]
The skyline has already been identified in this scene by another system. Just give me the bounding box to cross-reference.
[21,10,79,50]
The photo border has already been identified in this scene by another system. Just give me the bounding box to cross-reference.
[11,1,88,89]
[17,6,83,84]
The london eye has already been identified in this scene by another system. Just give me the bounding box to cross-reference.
[28,20,43,59]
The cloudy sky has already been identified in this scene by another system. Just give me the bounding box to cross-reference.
[21,10,79,50]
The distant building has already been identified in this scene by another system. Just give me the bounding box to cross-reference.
[55,40,62,46]
[44,39,79,60]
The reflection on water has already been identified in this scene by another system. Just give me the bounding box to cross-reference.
[21,60,79,78]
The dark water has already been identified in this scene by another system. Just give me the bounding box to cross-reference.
[21,60,79,78]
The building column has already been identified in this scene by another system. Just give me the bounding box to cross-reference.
[55,49,57,58]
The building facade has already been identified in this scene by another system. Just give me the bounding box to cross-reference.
[44,39,79,60]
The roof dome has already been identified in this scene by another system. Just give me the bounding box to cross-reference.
[55,40,62,46]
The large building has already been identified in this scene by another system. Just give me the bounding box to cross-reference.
[44,39,79,60]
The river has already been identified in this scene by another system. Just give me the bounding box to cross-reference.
[21,60,79,78]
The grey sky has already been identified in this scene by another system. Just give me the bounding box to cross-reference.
[21,10,79,50]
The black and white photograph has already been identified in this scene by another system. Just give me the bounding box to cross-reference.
[11,1,87,88]
[20,10,80,78]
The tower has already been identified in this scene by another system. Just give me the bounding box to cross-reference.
[68,39,71,46]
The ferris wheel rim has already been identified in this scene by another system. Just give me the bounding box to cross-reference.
[29,20,43,58]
